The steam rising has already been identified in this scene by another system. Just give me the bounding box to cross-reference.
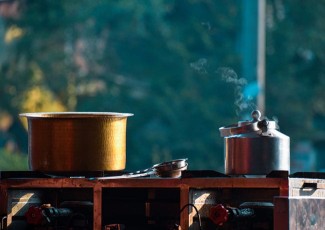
[190,58,257,118]
[217,67,256,117]
[218,67,247,85]
[190,58,208,74]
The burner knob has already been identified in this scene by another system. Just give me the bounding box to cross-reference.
[25,206,44,225]
[209,204,229,226]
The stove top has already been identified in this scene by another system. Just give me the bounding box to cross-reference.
[0,170,290,179]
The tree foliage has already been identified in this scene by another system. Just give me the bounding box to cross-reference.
[0,0,324,171]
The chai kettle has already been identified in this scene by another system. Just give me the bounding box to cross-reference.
[219,110,290,175]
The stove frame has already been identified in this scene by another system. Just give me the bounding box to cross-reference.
[0,172,288,230]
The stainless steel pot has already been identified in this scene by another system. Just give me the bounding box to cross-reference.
[219,110,290,175]
[20,112,133,171]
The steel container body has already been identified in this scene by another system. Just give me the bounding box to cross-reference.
[224,130,290,175]
[20,112,133,171]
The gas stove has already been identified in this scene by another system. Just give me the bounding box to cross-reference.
[0,170,294,230]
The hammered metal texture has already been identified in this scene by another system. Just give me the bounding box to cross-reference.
[289,198,325,229]
[22,113,132,171]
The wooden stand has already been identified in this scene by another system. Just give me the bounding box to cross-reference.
[0,177,288,229]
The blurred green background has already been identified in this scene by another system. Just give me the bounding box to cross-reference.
[1,0,325,172]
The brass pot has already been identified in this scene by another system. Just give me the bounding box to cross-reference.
[20,112,133,171]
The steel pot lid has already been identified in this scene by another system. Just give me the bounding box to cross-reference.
[219,110,278,137]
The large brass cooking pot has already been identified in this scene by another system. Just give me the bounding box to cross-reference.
[20,112,133,171]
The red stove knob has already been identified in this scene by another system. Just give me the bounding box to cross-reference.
[25,206,44,225]
[209,204,229,226]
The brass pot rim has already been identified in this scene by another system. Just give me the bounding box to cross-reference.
[20,112,134,119]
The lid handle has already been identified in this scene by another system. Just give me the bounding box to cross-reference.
[251,110,261,122]
[258,119,269,133]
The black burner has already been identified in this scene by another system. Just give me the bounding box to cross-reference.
[181,170,229,178]
[290,171,325,179]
